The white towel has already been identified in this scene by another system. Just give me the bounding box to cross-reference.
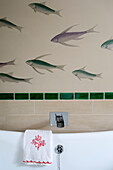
[23,130,53,165]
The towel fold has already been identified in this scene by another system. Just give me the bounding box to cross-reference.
[23,130,53,165]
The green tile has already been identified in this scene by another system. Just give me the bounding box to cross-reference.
[30,93,43,100]
[15,93,29,100]
[105,92,113,99]
[60,93,74,100]
[75,93,89,100]
[90,92,103,99]
[45,93,58,100]
[0,93,14,100]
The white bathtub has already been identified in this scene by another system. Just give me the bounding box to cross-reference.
[0,130,113,170]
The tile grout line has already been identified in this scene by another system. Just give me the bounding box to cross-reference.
[91,97,94,114]
[103,92,105,100]
[74,92,75,100]
[43,93,45,100]
[14,93,15,100]
[34,100,36,114]
[89,92,90,100]
[28,93,30,100]
[5,113,8,131]
[58,93,60,100]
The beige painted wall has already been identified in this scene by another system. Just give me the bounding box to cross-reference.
[0,0,113,92]
[1,100,113,132]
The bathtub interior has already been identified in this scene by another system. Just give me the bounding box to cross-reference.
[0,130,113,170]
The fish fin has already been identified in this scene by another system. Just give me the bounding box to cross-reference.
[55,10,62,17]
[24,78,33,84]
[80,66,86,71]
[61,24,78,34]
[1,78,6,82]
[59,42,79,47]
[44,13,49,15]
[8,72,13,76]
[106,47,113,51]
[34,8,37,12]
[57,65,65,71]
[86,24,99,33]
[8,26,13,29]
[73,37,84,40]
[40,2,46,5]
[8,59,16,65]
[96,73,102,78]
[1,17,7,20]
[77,76,81,80]
[16,26,23,32]
[34,54,51,60]
[47,69,53,73]
[32,67,45,75]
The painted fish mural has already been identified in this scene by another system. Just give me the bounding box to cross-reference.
[28,2,62,17]
[26,54,65,74]
[0,17,23,32]
[72,66,102,80]
[101,38,113,50]
[0,59,15,67]
[0,73,32,84]
[51,25,98,47]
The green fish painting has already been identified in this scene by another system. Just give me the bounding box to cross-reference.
[29,2,62,17]
[101,38,113,50]
[0,73,32,84]
[72,66,102,80]
[0,17,23,32]
[26,54,65,74]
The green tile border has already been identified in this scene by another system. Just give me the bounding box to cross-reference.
[90,92,103,100]
[60,93,74,100]
[105,92,113,99]
[30,93,43,100]
[15,93,29,100]
[45,93,58,100]
[75,93,89,100]
[0,92,113,100]
[0,93,14,100]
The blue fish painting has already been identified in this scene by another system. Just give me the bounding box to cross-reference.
[51,25,98,47]
[26,54,65,74]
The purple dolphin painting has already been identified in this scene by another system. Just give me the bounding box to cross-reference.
[0,59,15,67]
[51,25,98,47]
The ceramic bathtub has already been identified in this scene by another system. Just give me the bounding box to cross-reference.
[0,130,113,170]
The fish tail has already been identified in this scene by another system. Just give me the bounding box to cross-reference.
[8,59,16,65]
[55,10,62,17]
[16,26,23,32]
[87,25,99,33]
[96,73,102,78]
[57,65,65,71]
[24,78,32,84]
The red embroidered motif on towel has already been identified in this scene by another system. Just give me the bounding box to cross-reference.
[23,160,52,164]
[31,135,46,150]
